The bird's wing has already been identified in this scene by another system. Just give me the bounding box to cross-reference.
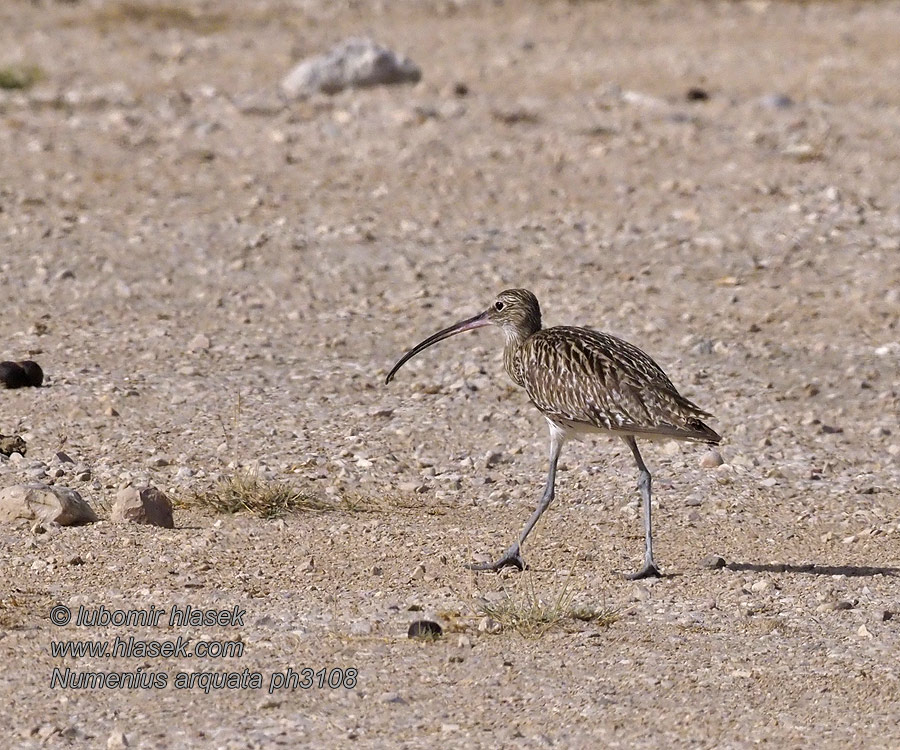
[520,327,718,441]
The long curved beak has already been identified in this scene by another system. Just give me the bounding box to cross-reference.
[385,310,492,384]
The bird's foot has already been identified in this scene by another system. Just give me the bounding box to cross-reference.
[467,547,526,572]
[625,560,662,580]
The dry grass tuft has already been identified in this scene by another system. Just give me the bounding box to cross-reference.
[189,474,331,518]
[91,2,229,34]
[478,572,619,639]
[186,474,385,518]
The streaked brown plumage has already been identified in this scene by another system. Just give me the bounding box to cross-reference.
[386,288,720,578]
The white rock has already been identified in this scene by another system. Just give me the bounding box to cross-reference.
[281,38,421,98]
[0,484,98,525]
[700,449,725,468]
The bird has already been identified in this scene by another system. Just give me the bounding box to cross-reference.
[385,289,721,579]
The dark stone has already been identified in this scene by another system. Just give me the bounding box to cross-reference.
[0,361,28,389]
[407,620,442,639]
[686,87,710,102]
[18,360,43,387]
[0,434,27,456]
[0,360,43,388]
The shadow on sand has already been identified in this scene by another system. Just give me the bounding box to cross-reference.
[725,562,900,577]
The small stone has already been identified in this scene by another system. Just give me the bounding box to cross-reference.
[700,554,726,570]
[0,484,97,525]
[483,450,503,468]
[409,563,425,580]
[456,635,473,648]
[407,619,442,639]
[759,93,794,109]
[107,730,128,749]
[0,435,27,457]
[68,555,85,566]
[477,616,502,634]
[685,87,709,102]
[750,580,769,592]
[110,487,174,528]
[858,624,872,638]
[379,691,405,704]
[700,449,724,468]
[188,333,211,352]
[55,452,74,464]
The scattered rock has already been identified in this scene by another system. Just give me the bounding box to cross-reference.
[477,616,502,634]
[700,554,726,570]
[407,619,442,639]
[0,434,27,457]
[490,102,541,125]
[686,87,709,102]
[759,92,794,109]
[106,730,129,750]
[281,38,421,98]
[188,333,211,352]
[699,449,724,468]
[1,360,44,388]
[0,483,98,525]
[110,487,174,528]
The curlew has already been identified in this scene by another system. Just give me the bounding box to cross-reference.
[385,289,720,579]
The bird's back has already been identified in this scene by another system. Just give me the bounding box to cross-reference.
[517,326,720,443]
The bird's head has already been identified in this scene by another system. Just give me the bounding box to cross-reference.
[385,288,542,384]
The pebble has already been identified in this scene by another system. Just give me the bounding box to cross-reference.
[477,616,502,634]
[107,731,129,749]
[700,554,726,570]
[700,449,724,468]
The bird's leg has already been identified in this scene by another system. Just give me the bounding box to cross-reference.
[623,436,661,580]
[469,424,564,572]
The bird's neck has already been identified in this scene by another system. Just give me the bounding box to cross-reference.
[502,323,538,387]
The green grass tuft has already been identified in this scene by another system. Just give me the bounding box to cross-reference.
[0,64,43,90]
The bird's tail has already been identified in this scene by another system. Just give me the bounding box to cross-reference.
[685,418,721,445]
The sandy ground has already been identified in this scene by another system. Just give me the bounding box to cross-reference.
[1,0,899,747]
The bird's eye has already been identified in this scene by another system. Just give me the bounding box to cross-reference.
[494,301,505,311]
